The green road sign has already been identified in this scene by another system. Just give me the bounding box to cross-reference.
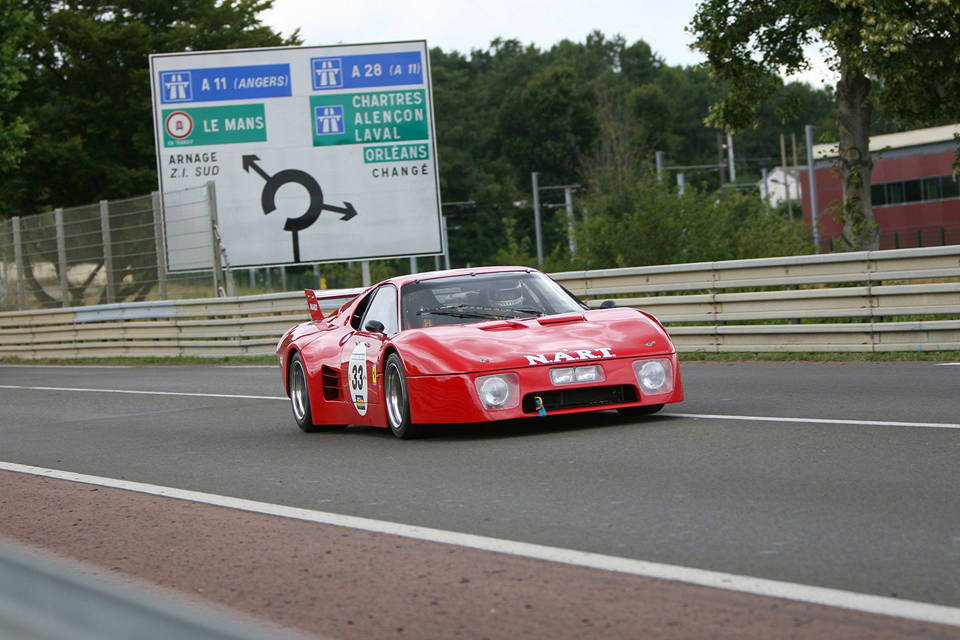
[310,90,429,147]
[162,104,267,147]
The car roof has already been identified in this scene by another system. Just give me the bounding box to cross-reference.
[383,265,537,289]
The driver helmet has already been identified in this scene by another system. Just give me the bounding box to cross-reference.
[488,280,524,308]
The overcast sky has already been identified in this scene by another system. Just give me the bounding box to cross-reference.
[260,0,836,87]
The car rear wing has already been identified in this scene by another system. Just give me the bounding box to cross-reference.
[304,288,364,322]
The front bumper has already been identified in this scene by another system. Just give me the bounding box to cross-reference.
[406,354,683,424]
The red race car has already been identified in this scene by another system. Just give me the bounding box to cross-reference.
[277,266,683,438]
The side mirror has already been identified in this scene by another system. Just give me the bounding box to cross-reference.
[364,319,385,334]
[599,300,616,309]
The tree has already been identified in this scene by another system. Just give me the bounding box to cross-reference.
[1,0,298,306]
[1,0,299,218]
[689,0,960,251]
[576,174,813,270]
[497,65,598,185]
[0,0,30,174]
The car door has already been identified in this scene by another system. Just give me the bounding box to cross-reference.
[339,284,399,425]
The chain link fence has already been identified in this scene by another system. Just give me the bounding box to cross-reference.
[0,184,432,313]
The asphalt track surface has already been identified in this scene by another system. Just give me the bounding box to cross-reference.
[1,361,959,628]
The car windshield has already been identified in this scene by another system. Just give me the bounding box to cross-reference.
[401,271,584,329]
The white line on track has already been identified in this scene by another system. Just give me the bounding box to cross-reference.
[0,365,133,368]
[0,384,284,401]
[214,365,276,368]
[2,460,959,629]
[664,412,960,430]
[4,384,959,430]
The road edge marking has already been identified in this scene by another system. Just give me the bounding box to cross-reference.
[664,412,960,430]
[2,460,959,629]
[0,384,285,401]
[2,384,959,430]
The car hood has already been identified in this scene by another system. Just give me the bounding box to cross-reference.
[393,308,675,376]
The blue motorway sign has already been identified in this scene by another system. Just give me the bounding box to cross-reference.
[159,64,291,104]
[311,51,423,90]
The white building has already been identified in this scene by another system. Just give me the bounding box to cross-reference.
[758,166,801,207]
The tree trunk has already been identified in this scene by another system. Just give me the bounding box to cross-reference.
[835,64,878,251]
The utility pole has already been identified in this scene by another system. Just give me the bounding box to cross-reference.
[564,186,576,254]
[531,172,544,265]
[654,151,725,196]
[780,133,793,219]
[438,201,476,270]
[717,134,727,201]
[760,167,770,216]
[805,124,821,254]
[726,133,736,182]
[535,182,581,258]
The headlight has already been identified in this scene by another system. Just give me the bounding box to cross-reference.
[633,358,674,395]
[550,365,605,386]
[475,373,520,410]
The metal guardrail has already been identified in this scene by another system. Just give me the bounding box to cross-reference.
[552,246,960,353]
[0,246,958,357]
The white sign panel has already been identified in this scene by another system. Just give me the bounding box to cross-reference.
[149,41,442,270]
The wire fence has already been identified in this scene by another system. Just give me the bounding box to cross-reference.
[0,185,435,312]
[0,187,219,312]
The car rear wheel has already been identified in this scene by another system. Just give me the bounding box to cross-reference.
[384,353,422,439]
[617,404,664,418]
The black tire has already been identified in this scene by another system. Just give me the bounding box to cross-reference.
[384,353,422,439]
[617,404,664,418]
[288,352,320,433]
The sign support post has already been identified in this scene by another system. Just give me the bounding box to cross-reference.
[151,191,168,300]
[206,181,226,297]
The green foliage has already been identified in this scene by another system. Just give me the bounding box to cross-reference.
[498,65,598,184]
[0,0,299,217]
[0,0,31,174]
[491,216,537,266]
[574,174,813,270]
[689,0,960,250]
[3,14,839,277]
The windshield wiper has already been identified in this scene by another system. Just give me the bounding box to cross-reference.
[417,304,545,320]
[506,307,544,317]
[417,305,503,319]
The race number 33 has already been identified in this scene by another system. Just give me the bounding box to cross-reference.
[349,342,368,415]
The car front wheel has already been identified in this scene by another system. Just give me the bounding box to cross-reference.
[384,353,422,439]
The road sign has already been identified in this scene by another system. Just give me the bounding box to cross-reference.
[149,41,442,270]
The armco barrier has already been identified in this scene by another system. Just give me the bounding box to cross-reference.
[0,246,958,358]
[552,245,960,353]
[0,289,362,359]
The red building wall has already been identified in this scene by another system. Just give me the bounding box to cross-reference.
[801,149,960,252]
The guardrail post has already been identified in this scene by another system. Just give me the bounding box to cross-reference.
[11,217,25,310]
[54,208,70,307]
[152,191,168,300]
[99,200,115,304]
